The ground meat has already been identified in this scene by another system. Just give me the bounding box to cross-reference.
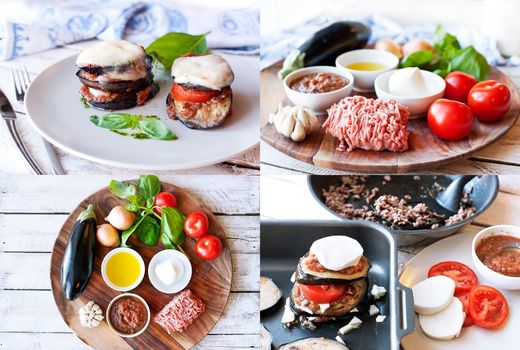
[301,253,367,275]
[154,289,205,334]
[80,84,152,105]
[323,96,409,152]
[322,176,476,230]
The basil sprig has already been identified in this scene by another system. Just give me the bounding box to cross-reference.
[109,175,186,251]
[90,113,177,141]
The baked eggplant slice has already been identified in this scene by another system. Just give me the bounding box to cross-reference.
[290,279,368,317]
[77,72,152,94]
[260,324,273,350]
[279,337,349,350]
[260,276,282,313]
[81,82,158,111]
[297,253,370,282]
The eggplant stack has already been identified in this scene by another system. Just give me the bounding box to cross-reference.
[76,40,158,110]
[289,239,370,323]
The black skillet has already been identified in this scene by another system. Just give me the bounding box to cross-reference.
[307,175,499,246]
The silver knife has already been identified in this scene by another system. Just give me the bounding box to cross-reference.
[42,138,65,174]
[0,89,44,175]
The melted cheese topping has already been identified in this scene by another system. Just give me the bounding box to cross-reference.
[171,54,234,90]
[76,40,145,67]
[309,235,363,271]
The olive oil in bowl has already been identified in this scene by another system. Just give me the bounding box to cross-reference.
[347,62,387,71]
[102,247,145,291]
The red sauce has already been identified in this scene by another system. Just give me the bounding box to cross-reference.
[110,296,148,334]
[290,73,349,93]
[476,235,520,277]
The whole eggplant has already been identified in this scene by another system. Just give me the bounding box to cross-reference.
[278,21,371,78]
[61,204,97,300]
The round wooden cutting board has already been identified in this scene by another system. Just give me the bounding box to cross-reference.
[50,181,232,350]
[261,63,520,173]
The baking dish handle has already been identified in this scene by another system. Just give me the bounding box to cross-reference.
[396,283,415,339]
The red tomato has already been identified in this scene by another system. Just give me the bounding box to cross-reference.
[468,285,509,328]
[171,83,219,103]
[184,211,209,238]
[444,71,478,102]
[468,80,511,123]
[427,99,474,141]
[153,192,177,215]
[457,293,475,327]
[195,234,222,260]
[428,261,478,295]
[298,283,347,304]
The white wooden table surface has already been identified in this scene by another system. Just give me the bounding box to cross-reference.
[0,174,260,349]
[260,175,520,272]
[0,40,259,176]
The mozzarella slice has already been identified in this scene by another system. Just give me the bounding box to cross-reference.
[309,236,364,271]
[76,40,144,67]
[171,54,234,90]
[412,276,455,315]
[419,297,464,340]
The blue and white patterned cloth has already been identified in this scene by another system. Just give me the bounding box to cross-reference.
[0,0,259,60]
[261,13,520,69]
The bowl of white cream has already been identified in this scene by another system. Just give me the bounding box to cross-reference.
[148,250,192,294]
[374,67,446,118]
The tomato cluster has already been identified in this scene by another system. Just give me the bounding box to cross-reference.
[428,261,509,329]
[427,72,512,141]
[153,192,222,261]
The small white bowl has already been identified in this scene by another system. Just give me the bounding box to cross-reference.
[283,66,354,113]
[335,49,399,92]
[374,69,446,118]
[101,247,145,292]
[148,249,192,294]
[106,293,150,338]
[472,225,520,290]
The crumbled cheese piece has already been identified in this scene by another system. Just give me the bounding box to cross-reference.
[290,272,296,283]
[349,307,359,313]
[369,304,380,316]
[371,284,387,299]
[338,316,363,335]
[335,336,348,346]
[281,298,296,324]
[319,304,330,313]
[376,315,387,323]
[298,304,314,315]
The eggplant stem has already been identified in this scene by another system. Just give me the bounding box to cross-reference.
[78,204,96,222]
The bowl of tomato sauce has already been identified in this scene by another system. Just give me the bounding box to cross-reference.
[472,225,520,290]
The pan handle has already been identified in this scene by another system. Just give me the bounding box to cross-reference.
[396,283,415,340]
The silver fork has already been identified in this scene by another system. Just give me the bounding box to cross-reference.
[12,66,65,175]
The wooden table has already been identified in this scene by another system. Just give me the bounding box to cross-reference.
[0,175,260,349]
[0,40,259,176]
[260,175,520,272]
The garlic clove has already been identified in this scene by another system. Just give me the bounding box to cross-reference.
[291,121,306,142]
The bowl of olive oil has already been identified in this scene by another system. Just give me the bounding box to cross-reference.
[101,247,145,292]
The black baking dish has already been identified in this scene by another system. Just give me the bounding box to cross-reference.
[307,175,499,246]
[261,220,414,350]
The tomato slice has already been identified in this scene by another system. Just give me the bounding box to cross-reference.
[171,83,219,103]
[457,292,474,327]
[468,285,509,328]
[298,283,346,304]
[428,261,478,295]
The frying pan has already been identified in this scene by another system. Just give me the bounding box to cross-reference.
[307,175,499,246]
[261,220,414,350]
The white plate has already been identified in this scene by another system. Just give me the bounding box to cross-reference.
[400,232,520,350]
[148,249,192,294]
[25,54,259,170]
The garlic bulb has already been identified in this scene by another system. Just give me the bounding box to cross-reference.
[79,301,104,328]
[268,104,318,142]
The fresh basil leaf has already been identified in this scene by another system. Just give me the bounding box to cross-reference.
[146,32,208,72]
[136,215,160,246]
[433,69,449,78]
[109,180,137,199]
[400,50,436,68]
[147,52,170,83]
[138,120,176,140]
[450,46,490,81]
[161,207,186,248]
[120,213,148,247]
[124,202,140,212]
[161,229,175,249]
[433,24,461,59]
[138,175,161,200]
[146,198,154,208]
[90,113,136,130]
